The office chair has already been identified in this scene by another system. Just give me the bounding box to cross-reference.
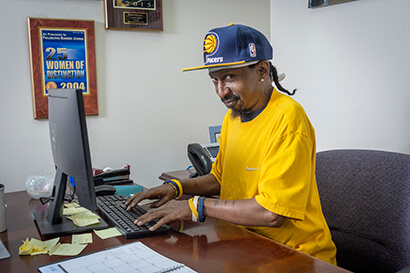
[315,149,410,273]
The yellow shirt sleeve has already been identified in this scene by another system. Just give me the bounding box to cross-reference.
[255,132,313,221]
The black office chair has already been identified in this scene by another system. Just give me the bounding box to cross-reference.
[315,149,410,273]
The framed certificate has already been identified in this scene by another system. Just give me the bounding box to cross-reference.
[104,0,163,31]
[27,17,98,119]
[308,0,358,9]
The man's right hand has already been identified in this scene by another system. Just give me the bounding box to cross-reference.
[125,183,176,211]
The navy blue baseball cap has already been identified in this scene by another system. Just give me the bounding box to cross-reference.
[182,24,273,72]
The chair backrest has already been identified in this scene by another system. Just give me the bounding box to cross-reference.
[315,149,410,273]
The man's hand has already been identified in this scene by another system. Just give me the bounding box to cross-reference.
[134,199,192,231]
[125,183,176,210]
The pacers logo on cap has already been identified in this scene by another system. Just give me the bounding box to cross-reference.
[203,32,223,64]
[203,33,218,54]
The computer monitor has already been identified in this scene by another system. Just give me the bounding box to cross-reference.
[33,88,108,239]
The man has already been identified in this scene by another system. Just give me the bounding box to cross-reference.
[126,24,337,265]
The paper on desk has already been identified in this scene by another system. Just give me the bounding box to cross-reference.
[31,247,48,256]
[64,202,101,227]
[72,233,93,244]
[94,227,122,239]
[64,202,81,208]
[63,206,89,216]
[29,238,59,256]
[31,238,60,252]
[66,210,100,227]
[38,241,197,273]
[49,242,87,256]
[18,238,33,255]
[19,237,60,256]
[63,207,79,215]
[18,237,88,256]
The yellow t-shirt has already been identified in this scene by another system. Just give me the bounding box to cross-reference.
[210,89,337,265]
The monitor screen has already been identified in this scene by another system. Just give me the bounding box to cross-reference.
[33,88,107,239]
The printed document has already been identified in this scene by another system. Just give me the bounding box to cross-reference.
[38,241,196,273]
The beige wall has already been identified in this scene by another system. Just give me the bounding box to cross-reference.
[0,0,271,192]
[270,0,410,153]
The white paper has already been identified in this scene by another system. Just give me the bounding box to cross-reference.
[39,241,197,273]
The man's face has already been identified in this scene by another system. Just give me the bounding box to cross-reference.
[209,64,268,117]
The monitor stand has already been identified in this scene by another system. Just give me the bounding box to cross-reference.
[33,210,109,240]
[32,169,109,239]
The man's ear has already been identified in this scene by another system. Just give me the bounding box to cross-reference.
[257,61,270,81]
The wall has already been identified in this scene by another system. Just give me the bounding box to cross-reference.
[0,0,271,192]
[270,0,410,154]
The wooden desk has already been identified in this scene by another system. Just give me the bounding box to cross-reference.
[159,169,197,181]
[0,191,350,273]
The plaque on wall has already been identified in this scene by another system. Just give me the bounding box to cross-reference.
[27,17,98,119]
[308,0,358,9]
[104,0,163,31]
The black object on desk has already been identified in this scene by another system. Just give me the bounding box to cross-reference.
[93,168,131,186]
[95,185,117,196]
[96,195,170,239]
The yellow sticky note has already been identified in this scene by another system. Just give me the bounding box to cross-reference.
[94,227,122,239]
[64,202,81,208]
[19,237,60,256]
[48,242,61,256]
[49,243,87,256]
[31,247,48,256]
[30,237,60,252]
[64,206,94,216]
[72,233,93,245]
[68,215,100,227]
[67,210,100,227]
[18,238,33,255]
[63,207,80,215]
[64,203,101,227]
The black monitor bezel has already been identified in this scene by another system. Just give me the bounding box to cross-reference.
[33,88,108,239]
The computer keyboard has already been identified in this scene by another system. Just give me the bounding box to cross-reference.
[96,195,170,239]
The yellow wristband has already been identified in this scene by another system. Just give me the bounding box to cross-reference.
[163,179,183,199]
[170,179,183,199]
[167,183,178,199]
[188,198,199,222]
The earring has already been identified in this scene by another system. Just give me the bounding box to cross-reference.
[260,78,265,82]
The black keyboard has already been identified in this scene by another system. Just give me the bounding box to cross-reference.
[96,195,170,239]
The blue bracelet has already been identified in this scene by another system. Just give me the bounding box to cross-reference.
[198,197,206,222]
[163,180,181,199]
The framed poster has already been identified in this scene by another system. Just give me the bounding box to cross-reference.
[309,0,358,9]
[27,17,98,119]
[104,0,163,31]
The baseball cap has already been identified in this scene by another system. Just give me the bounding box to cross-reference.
[182,24,273,72]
